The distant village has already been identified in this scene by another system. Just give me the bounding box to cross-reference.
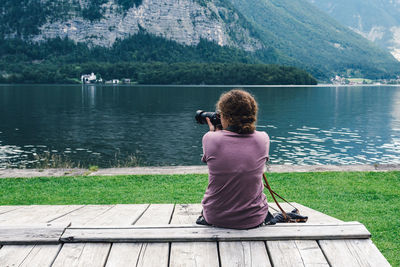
[80,73,132,85]
[80,72,400,85]
[331,75,400,85]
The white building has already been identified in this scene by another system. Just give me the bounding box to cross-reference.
[81,73,97,84]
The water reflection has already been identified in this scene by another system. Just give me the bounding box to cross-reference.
[0,85,400,168]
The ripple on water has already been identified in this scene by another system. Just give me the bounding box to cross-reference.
[268,124,400,165]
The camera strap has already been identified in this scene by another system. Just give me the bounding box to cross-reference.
[263,173,298,221]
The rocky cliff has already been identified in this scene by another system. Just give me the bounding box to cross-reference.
[26,0,262,51]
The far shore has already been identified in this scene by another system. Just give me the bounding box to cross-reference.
[1,164,399,178]
[1,83,400,87]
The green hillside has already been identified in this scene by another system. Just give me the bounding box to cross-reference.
[306,0,400,60]
[229,0,400,79]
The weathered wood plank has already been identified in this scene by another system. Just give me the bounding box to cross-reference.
[52,243,111,267]
[3,205,112,266]
[133,204,173,267]
[319,239,391,267]
[267,240,329,266]
[0,245,34,266]
[67,222,358,229]
[0,244,60,267]
[52,204,148,266]
[105,204,174,267]
[105,243,142,267]
[219,241,271,267]
[135,242,169,267]
[0,206,21,215]
[51,204,114,225]
[135,204,174,225]
[19,244,62,267]
[0,205,83,225]
[0,223,70,245]
[0,206,78,266]
[170,204,203,224]
[170,242,219,267]
[169,204,219,267]
[87,204,149,226]
[61,222,371,242]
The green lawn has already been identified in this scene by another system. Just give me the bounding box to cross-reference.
[0,171,399,265]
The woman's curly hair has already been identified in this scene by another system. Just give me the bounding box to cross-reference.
[217,89,258,134]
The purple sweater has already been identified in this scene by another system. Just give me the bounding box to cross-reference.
[201,130,270,229]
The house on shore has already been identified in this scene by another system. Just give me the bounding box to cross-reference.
[81,73,97,84]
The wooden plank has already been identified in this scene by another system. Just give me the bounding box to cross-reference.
[52,204,148,266]
[0,245,34,266]
[319,239,391,267]
[107,242,170,267]
[170,242,219,267]
[170,204,203,224]
[0,205,78,266]
[135,242,169,267]
[134,204,173,267]
[0,223,70,245]
[19,244,62,267]
[268,202,342,223]
[105,243,142,267]
[219,241,271,267]
[67,222,358,229]
[267,240,329,266]
[0,244,60,267]
[4,205,112,266]
[0,206,21,215]
[169,204,219,267]
[50,204,114,225]
[52,243,111,267]
[135,204,174,225]
[87,204,149,226]
[60,222,371,243]
[0,205,83,225]
[105,204,174,267]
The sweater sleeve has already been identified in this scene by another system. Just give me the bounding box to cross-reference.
[264,131,270,161]
[201,132,210,163]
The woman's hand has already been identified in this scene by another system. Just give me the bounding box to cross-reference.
[206,117,217,132]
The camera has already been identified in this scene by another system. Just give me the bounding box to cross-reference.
[195,110,221,126]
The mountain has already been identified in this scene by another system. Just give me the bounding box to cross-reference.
[306,0,400,61]
[229,0,400,79]
[0,0,264,51]
[1,0,399,81]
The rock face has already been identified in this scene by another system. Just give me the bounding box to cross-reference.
[307,0,400,61]
[31,0,262,51]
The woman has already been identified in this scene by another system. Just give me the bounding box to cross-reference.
[199,89,271,229]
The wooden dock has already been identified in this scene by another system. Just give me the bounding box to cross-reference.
[0,203,390,266]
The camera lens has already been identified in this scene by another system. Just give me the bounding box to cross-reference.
[195,110,221,126]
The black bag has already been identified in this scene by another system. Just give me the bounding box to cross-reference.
[263,173,308,223]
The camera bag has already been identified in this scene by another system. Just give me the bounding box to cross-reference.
[263,173,308,223]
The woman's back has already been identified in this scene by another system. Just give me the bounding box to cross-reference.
[201,129,270,229]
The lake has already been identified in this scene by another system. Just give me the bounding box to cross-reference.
[1,84,399,168]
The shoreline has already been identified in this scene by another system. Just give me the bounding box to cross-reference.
[1,84,399,87]
[1,164,399,178]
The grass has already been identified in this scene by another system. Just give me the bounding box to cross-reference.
[0,171,398,265]
[6,151,141,169]
[347,78,373,84]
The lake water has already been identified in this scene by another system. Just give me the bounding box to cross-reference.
[1,84,400,168]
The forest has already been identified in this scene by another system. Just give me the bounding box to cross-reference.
[0,34,317,85]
